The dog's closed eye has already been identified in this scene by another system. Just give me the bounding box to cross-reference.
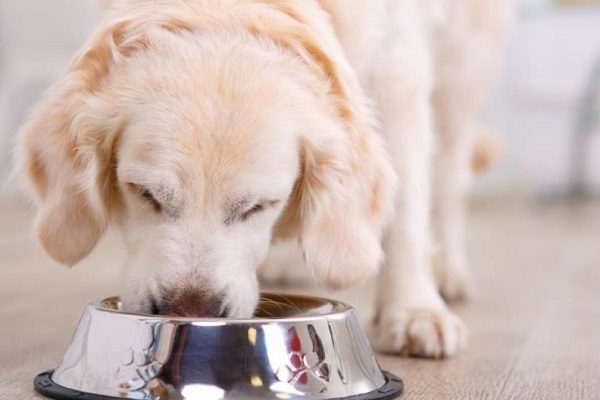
[241,202,266,221]
[226,199,280,225]
[128,183,162,213]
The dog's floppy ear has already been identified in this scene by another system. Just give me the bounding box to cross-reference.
[251,4,398,290]
[297,128,397,291]
[15,22,140,265]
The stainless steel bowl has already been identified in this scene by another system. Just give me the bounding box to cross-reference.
[35,293,403,400]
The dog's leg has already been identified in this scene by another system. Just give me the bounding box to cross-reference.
[430,93,503,302]
[430,102,477,302]
[367,10,467,358]
[429,0,512,302]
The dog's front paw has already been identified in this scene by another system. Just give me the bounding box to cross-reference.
[432,255,475,302]
[436,264,475,302]
[370,307,468,358]
[258,241,311,286]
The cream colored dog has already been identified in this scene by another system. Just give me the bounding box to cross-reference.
[16,0,512,358]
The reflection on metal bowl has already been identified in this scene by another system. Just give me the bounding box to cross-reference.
[34,293,403,399]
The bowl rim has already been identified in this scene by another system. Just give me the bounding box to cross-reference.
[36,369,404,400]
[91,292,355,324]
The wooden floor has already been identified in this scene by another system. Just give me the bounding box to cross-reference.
[1,197,599,399]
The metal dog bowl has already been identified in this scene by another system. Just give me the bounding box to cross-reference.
[35,293,403,399]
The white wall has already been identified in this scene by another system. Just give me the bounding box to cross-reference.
[1,0,600,196]
[478,5,600,194]
[0,0,100,193]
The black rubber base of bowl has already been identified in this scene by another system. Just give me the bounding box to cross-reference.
[35,369,403,400]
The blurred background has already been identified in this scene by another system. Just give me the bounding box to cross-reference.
[1,0,600,197]
[1,1,600,398]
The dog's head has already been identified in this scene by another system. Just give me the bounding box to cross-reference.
[16,4,396,317]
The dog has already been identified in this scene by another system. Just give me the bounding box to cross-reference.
[15,0,512,358]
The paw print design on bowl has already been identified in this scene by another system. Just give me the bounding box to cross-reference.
[111,325,165,399]
[275,325,331,394]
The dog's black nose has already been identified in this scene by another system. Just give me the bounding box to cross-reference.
[153,287,226,318]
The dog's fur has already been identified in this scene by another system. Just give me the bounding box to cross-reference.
[15,0,512,357]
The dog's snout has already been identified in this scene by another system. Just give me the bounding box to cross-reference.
[153,288,226,318]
